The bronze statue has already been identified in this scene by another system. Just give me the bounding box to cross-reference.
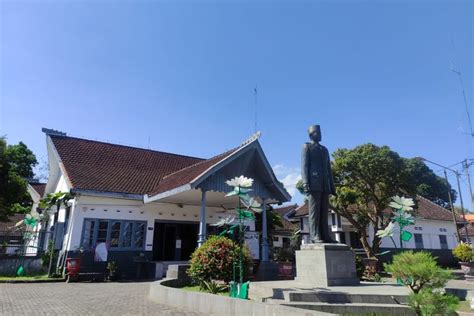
[301,125,336,243]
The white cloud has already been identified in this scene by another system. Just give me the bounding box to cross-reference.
[273,164,303,204]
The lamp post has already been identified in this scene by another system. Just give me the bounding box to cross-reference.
[418,157,469,243]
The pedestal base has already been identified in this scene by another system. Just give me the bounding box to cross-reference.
[295,243,360,287]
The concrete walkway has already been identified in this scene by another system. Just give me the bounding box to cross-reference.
[0,281,202,316]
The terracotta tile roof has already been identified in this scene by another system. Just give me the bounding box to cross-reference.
[273,204,298,218]
[50,135,203,195]
[271,204,299,234]
[464,214,474,223]
[29,182,46,197]
[415,195,462,222]
[293,203,309,217]
[291,196,462,222]
[147,147,240,196]
[460,222,474,237]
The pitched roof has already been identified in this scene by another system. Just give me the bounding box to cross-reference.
[415,195,462,222]
[50,135,203,195]
[147,147,240,196]
[273,204,298,219]
[29,182,46,197]
[291,195,461,222]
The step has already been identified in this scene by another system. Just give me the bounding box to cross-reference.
[288,291,409,304]
[282,302,416,315]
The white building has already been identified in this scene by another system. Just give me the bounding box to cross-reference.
[290,196,461,265]
[36,128,290,279]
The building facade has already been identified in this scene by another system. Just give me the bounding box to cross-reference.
[37,128,290,279]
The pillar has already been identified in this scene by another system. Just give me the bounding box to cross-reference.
[261,198,269,261]
[197,190,207,247]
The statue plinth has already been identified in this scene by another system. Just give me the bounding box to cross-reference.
[295,243,360,287]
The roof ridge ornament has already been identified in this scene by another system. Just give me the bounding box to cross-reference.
[241,131,261,146]
[42,128,67,136]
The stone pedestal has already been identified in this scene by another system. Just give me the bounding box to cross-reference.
[295,243,360,287]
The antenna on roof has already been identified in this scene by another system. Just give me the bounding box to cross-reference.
[42,128,66,136]
[254,85,258,133]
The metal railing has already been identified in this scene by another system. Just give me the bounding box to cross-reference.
[0,230,52,258]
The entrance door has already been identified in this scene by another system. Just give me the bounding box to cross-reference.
[153,222,198,261]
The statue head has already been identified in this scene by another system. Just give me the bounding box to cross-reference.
[308,125,322,143]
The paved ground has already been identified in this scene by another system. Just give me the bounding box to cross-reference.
[0,281,202,316]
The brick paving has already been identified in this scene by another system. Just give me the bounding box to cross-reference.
[0,281,202,316]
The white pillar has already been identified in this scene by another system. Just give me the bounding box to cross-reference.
[261,199,269,262]
[198,190,207,247]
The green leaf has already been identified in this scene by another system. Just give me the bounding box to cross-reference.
[401,230,412,241]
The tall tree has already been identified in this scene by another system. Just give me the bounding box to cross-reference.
[0,137,38,221]
[401,158,456,208]
[328,143,456,259]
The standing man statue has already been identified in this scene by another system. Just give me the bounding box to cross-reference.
[301,125,336,243]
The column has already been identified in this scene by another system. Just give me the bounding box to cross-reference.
[261,198,269,261]
[197,190,207,247]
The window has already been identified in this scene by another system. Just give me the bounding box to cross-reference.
[331,213,336,226]
[81,219,146,251]
[414,226,423,231]
[273,236,279,242]
[337,215,342,228]
[414,233,424,249]
[439,228,447,232]
[439,235,448,250]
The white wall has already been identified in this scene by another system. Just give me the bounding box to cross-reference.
[368,218,458,250]
[65,195,259,258]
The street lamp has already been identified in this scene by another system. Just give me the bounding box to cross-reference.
[417,157,470,243]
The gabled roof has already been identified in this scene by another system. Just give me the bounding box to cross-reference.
[273,204,299,220]
[147,147,239,197]
[49,134,203,195]
[291,195,461,222]
[29,182,46,198]
[145,133,291,203]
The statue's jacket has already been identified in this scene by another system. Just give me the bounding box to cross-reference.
[301,142,335,194]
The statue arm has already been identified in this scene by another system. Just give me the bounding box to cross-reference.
[301,144,310,191]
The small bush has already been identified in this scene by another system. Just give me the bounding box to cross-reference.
[452,242,473,262]
[384,251,452,294]
[409,289,459,316]
[41,240,57,269]
[187,235,252,286]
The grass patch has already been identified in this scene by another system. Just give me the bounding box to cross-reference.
[456,300,471,313]
[181,285,229,296]
[0,273,63,281]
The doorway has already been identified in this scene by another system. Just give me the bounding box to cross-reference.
[153,222,198,261]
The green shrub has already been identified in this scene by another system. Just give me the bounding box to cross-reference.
[187,236,252,286]
[41,240,57,269]
[452,242,473,262]
[384,251,452,294]
[409,289,459,316]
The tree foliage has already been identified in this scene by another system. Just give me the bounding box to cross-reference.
[330,143,455,258]
[0,137,38,221]
[385,251,457,315]
[401,157,456,208]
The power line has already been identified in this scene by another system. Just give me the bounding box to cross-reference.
[450,38,473,137]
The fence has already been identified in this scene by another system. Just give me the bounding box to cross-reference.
[0,229,52,258]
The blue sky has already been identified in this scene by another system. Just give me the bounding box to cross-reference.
[0,1,472,206]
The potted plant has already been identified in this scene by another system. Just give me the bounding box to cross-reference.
[106,261,118,281]
[452,242,474,277]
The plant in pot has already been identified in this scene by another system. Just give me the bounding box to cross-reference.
[452,242,474,277]
[106,261,118,281]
